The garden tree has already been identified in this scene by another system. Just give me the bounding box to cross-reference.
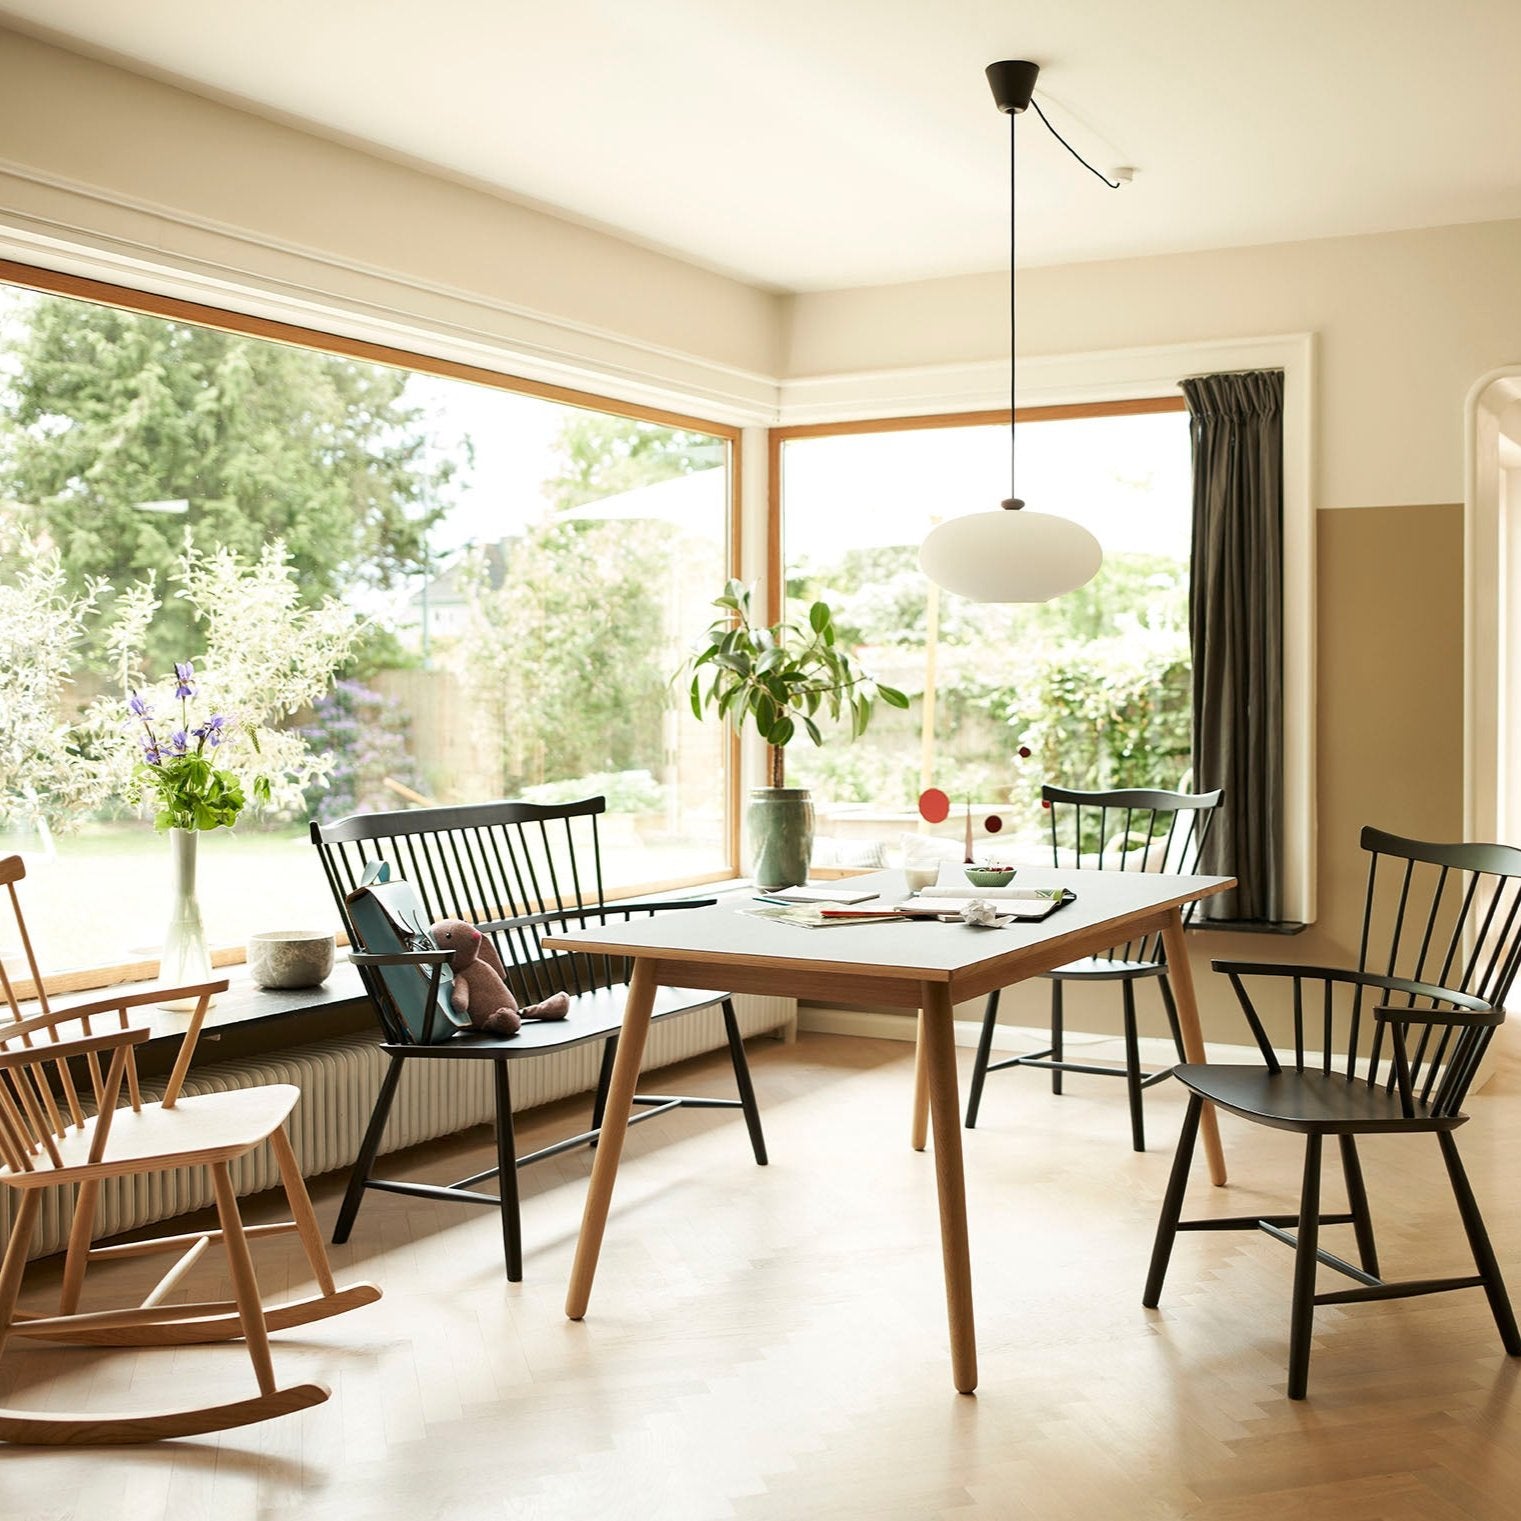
[461,518,670,791]
[541,413,724,511]
[0,291,456,663]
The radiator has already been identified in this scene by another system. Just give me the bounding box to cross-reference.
[4,991,794,1260]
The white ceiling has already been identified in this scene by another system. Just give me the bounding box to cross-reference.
[7,0,1521,292]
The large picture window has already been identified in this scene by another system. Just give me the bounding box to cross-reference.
[0,276,735,982]
[778,404,1192,865]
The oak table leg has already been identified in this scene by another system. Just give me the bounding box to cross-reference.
[921,983,977,1394]
[1159,909,1227,1187]
[911,1010,930,1153]
[566,958,657,1320]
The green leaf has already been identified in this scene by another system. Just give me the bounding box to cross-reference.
[808,601,830,634]
[689,673,703,720]
[802,715,823,746]
[878,685,910,709]
[771,716,795,747]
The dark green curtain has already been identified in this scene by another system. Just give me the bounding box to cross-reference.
[1183,369,1284,922]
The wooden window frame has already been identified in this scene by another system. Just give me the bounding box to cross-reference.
[0,259,745,998]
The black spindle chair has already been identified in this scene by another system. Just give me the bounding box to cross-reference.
[1145,826,1521,1399]
[310,797,766,1281]
[965,785,1223,1150]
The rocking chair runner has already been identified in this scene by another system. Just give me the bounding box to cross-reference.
[0,854,380,1445]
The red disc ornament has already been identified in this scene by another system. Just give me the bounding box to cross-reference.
[984,815,1004,834]
[918,788,951,824]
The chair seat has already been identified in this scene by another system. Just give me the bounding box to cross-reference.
[1174,1063,1463,1134]
[1045,956,1165,982]
[383,984,730,1059]
[1,1085,300,1189]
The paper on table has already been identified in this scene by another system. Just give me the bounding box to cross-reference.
[916,885,1061,900]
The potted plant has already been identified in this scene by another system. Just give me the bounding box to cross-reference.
[680,579,908,888]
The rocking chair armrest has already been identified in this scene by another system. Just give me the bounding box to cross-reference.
[349,949,453,967]
[0,1022,151,1070]
[1372,1002,1504,1028]
[1,980,228,1047]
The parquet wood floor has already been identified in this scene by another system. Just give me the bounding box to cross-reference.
[2,1032,1519,1521]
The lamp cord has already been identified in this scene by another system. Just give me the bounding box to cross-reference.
[1008,109,1018,507]
[1031,99,1123,190]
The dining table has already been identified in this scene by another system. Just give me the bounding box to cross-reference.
[544,864,1234,1393]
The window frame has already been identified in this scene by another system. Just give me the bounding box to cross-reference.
[0,258,746,997]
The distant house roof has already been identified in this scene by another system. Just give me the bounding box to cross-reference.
[406,539,509,612]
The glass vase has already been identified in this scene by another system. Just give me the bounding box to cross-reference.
[159,826,214,1011]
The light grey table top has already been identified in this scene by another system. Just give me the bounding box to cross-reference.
[543,867,1234,988]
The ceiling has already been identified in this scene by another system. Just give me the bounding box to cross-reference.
[7,0,1521,292]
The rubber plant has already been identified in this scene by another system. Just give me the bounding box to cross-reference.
[682,579,908,786]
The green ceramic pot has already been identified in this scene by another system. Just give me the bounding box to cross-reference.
[747,787,815,890]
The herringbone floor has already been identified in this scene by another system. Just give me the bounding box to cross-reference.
[3,1031,1520,1521]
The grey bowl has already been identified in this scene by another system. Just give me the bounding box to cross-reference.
[248,929,335,990]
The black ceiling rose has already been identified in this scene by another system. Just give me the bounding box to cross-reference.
[985,60,1040,116]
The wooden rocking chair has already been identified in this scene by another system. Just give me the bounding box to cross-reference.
[0,854,381,1444]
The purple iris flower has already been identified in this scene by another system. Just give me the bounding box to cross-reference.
[173,661,196,699]
[194,714,228,748]
[127,692,153,720]
[140,739,162,765]
[169,729,190,754]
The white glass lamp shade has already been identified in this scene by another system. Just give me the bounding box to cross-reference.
[918,509,1103,602]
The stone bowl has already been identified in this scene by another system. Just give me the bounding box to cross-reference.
[247,929,335,990]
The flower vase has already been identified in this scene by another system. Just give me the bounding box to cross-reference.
[159,827,214,1011]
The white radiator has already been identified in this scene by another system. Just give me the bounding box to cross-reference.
[5,992,793,1260]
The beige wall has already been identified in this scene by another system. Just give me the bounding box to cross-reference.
[785,219,1521,510]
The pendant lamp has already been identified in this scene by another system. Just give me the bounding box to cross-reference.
[918,61,1103,603]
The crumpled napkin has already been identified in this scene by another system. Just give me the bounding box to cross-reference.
[960,898,1006,927]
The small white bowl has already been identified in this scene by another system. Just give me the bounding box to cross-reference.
[248,930,335,990]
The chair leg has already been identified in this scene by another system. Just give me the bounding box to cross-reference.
[1288,1134,1323,1400]
[58,1179,100,1316]
[1338,1134,1379,1278]
[721,1001,768,1166]
[493,1060,523,1283]
[964,989,1001,1128]
[1122,981,1145,1152]
[1438,1130,1521,1356]
[270,1126,337,1297]
[589,1035,618,1146]
[1158,973,1186,1065]
[0,1191,41,1364]
[1144,1094,1202,1307]
[208,1161,277,1397]
[1050,981,1064,1096]
[333,1052,404,1245]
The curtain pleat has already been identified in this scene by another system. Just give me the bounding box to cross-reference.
[1183,369,1284,922]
